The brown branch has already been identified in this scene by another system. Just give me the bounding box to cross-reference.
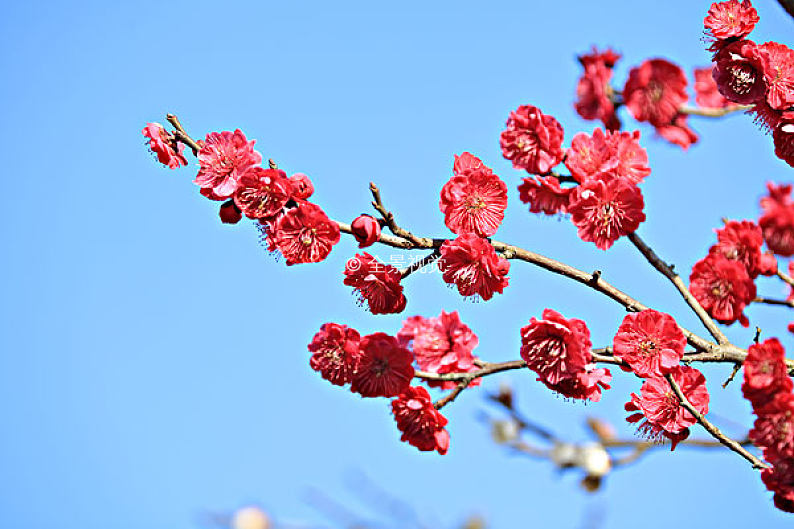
[678,104,752,117]
[753,296,794,308]
[777,268,794,289]
[165,114,201,155]
[433,377,474,410]
[665,374,768,470]
[400,250,441,279]
[369,182,435,248]
[628,232,729,345]
[777,0,794,20]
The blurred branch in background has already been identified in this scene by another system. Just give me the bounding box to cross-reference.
[778,0,794,19]
[481,383,756,492]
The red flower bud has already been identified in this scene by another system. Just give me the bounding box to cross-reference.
[350,214,381,248]
[219,200,242,224]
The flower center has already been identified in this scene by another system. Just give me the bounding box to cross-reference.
[728,63,758,95]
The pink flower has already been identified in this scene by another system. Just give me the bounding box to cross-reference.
[350,214,382,248]
[516,176,571,215]
[756,42,794,110]
[438,234,510,301]
[391,386,450,454]
[689,253,756,327]
[751,393,794,462]
[397,311,480,390]
[694,66,731,108]
[520,309,592,387]
[625,366,709,450]
[654,114,699,150]
[271,202,340,265]
[623,59,689,128]
[520,309,610,402]
[439,153,508,237]
[575,61,620,131]
[500,105,565,174]
[710,219,764,277]
[564,129,650,185]
[343,253,407,314]
[234,167,293,220]
[308,323,361,386]
[288,173,314,200]
[567,177,646,250]
[351,333,414,398]
[143,123,188,169]
[742,338,793,409]
[195,129,262,198]
[759,182,794,255]
[612,309,686,378]
[704,0,759,41]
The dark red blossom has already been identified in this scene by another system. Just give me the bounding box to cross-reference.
[694,66,731,109]
[762,458,794,513]
[623,59,689,127]
[288,173,314,200]
[625,366,709,450]
[234,167,293,220]
[710,219,764,277]
[271,202,340,265]
[352,333,414,398]
[350,214,381,248]
[500,105,565,174]
[219,200,242,224]
[578,47,621,70]
[344,253,407,314]
[703,0,759,42]
[195,129,262,198]
[742,338,793,409]
[713,40,766,105]
[438,234,510,301]
[440,153,508,237]
[397,311,479,390]
[751,393,794,462]
[773,114,794,168]
[612,309,686,378]
[517,176,571,215]
[756,42,794,110]
[308,323,361,386]
[391,386,450,454]
[567,177,646,250]
[689,253,756,326]
[520,309,592,387]
[759,182,794,256]
[143,123,188,169]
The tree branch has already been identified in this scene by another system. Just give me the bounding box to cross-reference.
[627,231,730,345]
[678,104,752,118]
[753,296,794,308]
[665,374,768,470]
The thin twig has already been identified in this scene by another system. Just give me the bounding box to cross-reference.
[400,250,441,278]
[754,296,794,308]
[369,182,434,248]
[777,268,794,288]
[665,374,768,470]
[678,104,752,117]
[628,232,730,345]
[165,114,201,155]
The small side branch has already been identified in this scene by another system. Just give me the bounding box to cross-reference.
[679,104,752,117]
[753,296,794,308]
[166,114,201,155]
[400,250,441,278]
[776,268,794,289]
[369,183,435,248]
[666,374,768,470]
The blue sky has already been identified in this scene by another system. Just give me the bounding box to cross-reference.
[2,0,794,527]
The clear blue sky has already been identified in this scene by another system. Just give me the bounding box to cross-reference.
[2,1,794,527]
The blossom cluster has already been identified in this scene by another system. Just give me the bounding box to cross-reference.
[704,0,794,167]
[307,311,482,454]
[742,338,794,512]
[573,49,700,149]
[500,104,648,250]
